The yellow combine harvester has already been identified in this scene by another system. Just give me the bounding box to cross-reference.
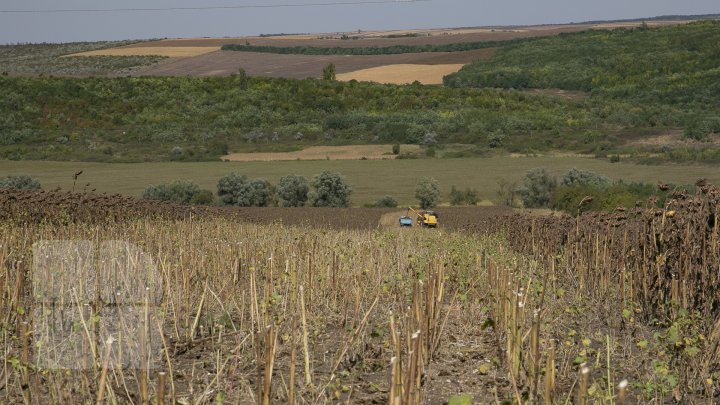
[402,207,438,228]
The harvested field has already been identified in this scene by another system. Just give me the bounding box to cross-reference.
[222,144,420,161]
[67,46,219,58]
[130,48,494,78]
[336,64,464,85]
[131,21,684,50]
[2,184,720,403]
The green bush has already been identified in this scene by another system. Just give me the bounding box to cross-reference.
[142,180,213,205]
[0,174,41,190]
[561,168,611,188]
[277,175,309,207]
[516,168,557,208]
[392,144,400,155]
[415,177,441,209]
[323,63,336,81]
[217,173,273,207]
[309,171,352,207]
[450,185,481,206]
[190,189,215,205]
[374,195,398,208]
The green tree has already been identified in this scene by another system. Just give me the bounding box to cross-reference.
[309,171,352,207]
[277,175,309,207]
[142,180,213,205]
[516,168,557,208]
[217,173,273,207]
[322,63,336,81]
[464,188,480,205]
[415,177,441,209]
[449,185,464,206]
[0,174,41,190]
[561,168,611,188]
[374,195,398,208]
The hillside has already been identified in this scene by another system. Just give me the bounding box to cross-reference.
[445,21,720,135]
[1,21,719,163]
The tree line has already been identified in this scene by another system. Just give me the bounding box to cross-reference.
[220,38,531,56]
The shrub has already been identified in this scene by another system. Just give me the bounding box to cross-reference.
[190,189,215,205]
[561,168,611,188]
[309,171,352,207]
[323,63,336,81]
[415,177,441,209]
[277,175,309,207]
[142,180,213,205]
[217,173,273,207]
[425,146,436,158]
[0,174,41,190]
[450,185,480,206]
[375,195,398,208]
[464,188,480,205]
[449,186,464,206]
[392,144,400,155]
[496,178,518,207]
[516,168,557,208]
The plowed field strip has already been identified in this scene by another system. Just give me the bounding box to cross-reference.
[130,49,491,78]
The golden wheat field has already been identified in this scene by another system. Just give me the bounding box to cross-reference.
[336,64,465,85]
[66,46,221,58]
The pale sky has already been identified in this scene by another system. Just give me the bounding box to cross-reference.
[0,0,717,44]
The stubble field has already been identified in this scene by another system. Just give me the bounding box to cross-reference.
[2,182,719,403]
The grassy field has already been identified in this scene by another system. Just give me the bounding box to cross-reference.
[221,144,421,161]
[1,156,717,205]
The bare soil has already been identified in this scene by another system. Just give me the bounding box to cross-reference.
[128,48,494,78]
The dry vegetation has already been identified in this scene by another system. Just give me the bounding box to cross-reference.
[336,64,465,85]
[67,47,220,58]
[1,182,720,403]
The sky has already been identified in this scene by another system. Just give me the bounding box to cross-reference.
[0,0,717,44]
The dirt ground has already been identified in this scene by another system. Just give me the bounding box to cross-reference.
[128,48,494,78]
